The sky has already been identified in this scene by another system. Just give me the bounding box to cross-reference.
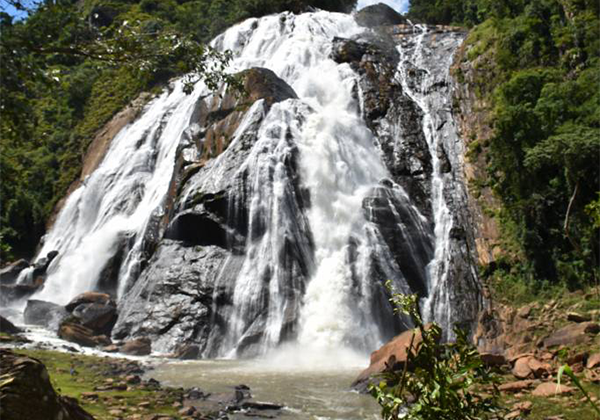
[0,1,31,20]
[357,0,410,14]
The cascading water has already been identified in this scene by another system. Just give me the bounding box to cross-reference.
[33,81,206,305]
[18,10,481,358]
[394,23,481,337]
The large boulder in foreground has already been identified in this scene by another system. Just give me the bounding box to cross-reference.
[0,349,94,420]
[351,326,426,392]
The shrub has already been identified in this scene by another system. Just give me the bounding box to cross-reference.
[369,283,501,420]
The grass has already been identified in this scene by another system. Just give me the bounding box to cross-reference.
[15,349,184,420]
[500,381,600,420]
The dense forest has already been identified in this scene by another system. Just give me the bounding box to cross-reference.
[409,0,599,292]
[1,0,599,294]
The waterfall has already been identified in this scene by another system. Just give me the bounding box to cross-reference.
[23,11,480,356]
[395,24,480,337]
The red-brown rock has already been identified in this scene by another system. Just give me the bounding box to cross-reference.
[586,353,600,369]
[512,357,533,379]
[65,292,113,312]
[498,380,535,393]
[351,326,428,391]
[543,322,600,348]
[531,382,574,397]
[527,357,551,378]
[120,337,152,356]
[58,322,110,348]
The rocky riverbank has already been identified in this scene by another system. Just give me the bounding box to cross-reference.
[351,286,600,420]
[1,287,599,420]
[0,345,285,420]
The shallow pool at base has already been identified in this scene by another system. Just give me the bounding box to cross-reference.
[149,356,381,420]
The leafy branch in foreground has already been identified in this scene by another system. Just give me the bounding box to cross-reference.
[369,281,501,420]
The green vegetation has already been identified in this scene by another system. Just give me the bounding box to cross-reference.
[370,283,501,419]
[558,364,600,416]
[0,0,357,260]
[410,0,599,291]
[15,348,183,419]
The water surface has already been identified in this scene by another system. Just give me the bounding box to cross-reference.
[149,349,380,420]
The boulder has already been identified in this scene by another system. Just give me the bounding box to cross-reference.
[58,322,111,348]
[0,259,29,285]
[512,357,533,379]
[0,315,21,334]
[174,344,200,360]
[65,292,113,312]
[351,326,427,392]
[355,3,407,28]
[527,357,551,378]
[239,67,298,107]
[543,322,600,348]
[566,312,591,323]
[102,344,119,353]
[587,353,600,369]
[24,299,68,330]
[0,349,94,420]
[120,337,152,356]
[498,380,535,393]
[480,352,506,367]
[531,382,574,397]
[331,37,369,64]
[71,302,117,335]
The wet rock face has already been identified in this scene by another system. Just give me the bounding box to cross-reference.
[0,259,29,285]
[0,251,58,306]
[114,68,314,357]
[331,36,433,217]
[355,3,407,28]
[112,23,483,354]
[0,349,94,420]
[24,300,68,330]
[112,241,224,354]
